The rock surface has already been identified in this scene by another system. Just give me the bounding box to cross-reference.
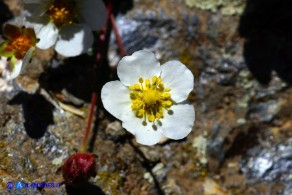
[1,0,292,194]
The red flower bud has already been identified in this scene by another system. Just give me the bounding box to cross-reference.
[62,153,96,184]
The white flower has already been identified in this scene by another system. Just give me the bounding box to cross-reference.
[24,0,106,57]
[101,50,195,145]
[0,24,37,79]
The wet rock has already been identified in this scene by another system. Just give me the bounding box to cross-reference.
[241,139,292,194]
[247,99,281,122]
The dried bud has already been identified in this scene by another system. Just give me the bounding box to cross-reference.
[62,153,96,184]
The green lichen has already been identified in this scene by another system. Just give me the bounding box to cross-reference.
[185,0,246,15]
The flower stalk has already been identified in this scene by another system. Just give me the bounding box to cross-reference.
[111,14,127,57]
[80,0,115,152]
[62,0,116,184]
[80,92,97,153]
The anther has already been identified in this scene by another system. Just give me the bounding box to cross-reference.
[155,113,161,119]
[130,93,136,99]
[163,93,171,99]
[134,84,140,90]
[148,115,155,122]
[157,78,162,83]
[164,101,172,107]
[129,86,134,90]
[152,76,157,83]
[137,109,145,117]
[131,104,137,110]
[145,79,150,88]
[139,77,143,83]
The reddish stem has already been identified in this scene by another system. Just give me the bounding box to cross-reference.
[80,92,97,152]
[110,14,127,57]
[96,0,113,63]
[80,0,114,152]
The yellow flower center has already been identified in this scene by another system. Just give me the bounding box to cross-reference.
[129,76,172,123]
[46,0,77,28]
[3,25,37,59]
[9,35,33,59]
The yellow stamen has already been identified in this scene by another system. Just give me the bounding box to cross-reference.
[139,77,143,83]
[163,93,171,99]
[134,84,140,90]
[137,109,145,117]
[128,76,173,123]
[165,88,171,92]
[145,79,150,88]
[164,100,172,107]
[152,76,157,83]
[3,25,37,59]
[148,115,155,122]
[46,0,77,28]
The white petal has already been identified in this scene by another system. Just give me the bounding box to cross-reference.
[55,24,93,57]
[10,60,23,79]
[24,2,48,16]
[76,0,106,30]
[24,0,40,2]
[122,111,163,145]
[101,81,131,121]
[160,102,195,140]
[117,50,161,86]
[34,20,58,49]
[161,60,194,103]
[24,0,53,4]
[22,47,35,68]
[10,48,35,79]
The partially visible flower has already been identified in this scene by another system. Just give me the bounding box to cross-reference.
[0,57,13,91]
[0,24,37,79]
[24,0,106,57]
[101,50,195,145]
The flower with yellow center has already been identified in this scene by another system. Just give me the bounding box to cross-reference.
[46,0,78,28]
[102,50,195,145]
[24,0,106,57]
[0,24,37,79]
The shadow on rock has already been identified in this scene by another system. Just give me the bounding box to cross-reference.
[65,182,105,195]
[0,1,13,32]
[39,54,96,103]
[8,92,54,139]
[112,0,134,15]
[224,125,261,159]
[239,0,292,84]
